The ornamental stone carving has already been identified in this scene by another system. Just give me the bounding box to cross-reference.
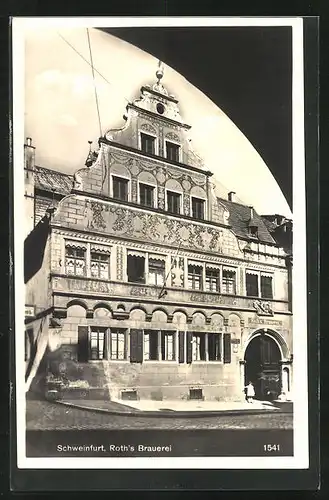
[253,300,273,316]
[171,256,184,287]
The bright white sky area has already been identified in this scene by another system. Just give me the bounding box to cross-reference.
[24,26,292,218]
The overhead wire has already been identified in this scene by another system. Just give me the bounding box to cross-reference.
[56,31,131,104]
[57,31,246,207]
[86,28,102,138]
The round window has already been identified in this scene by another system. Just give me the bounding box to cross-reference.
[156,102,165,114]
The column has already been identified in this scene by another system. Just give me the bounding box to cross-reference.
[145,252,149,285]
[86,243,91,277]
[205,332,209,362]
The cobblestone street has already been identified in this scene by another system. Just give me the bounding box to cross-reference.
[26,400,293,431]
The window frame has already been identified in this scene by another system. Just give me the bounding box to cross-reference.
[89,327,107,360]
[127,252,146,284]
[187,263,203,291]
[191,196,206,220]
[166,189,183,215]
[90,251,110,280]
[111,174,130,202]
[139,130,158,156]
[245,269,274,299]
[221,267,237,295]
[205,267,220,292]
[148,257,166,286]
[165,139,181,163]
[109,328,128,361]
[138,181,157,208]
[63,239,112,279]
[65,245,87,277]
[143,329,177,362]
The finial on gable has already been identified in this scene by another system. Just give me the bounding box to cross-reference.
[156,60,164,83]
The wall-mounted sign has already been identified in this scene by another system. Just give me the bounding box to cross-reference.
[231,339,241,344]
[25,305,35,317]
[248,317,283,326]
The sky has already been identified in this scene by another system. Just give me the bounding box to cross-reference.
[24,25,292,218]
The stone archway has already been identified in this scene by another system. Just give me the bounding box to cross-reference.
[244,331,283,401]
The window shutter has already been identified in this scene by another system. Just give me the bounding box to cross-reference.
[223,333,231,364]
[78,326,89,362]
[186,331,193,364]
[179,331,185,363]
[130,329,143,363]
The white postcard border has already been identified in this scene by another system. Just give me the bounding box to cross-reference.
[12,16,308,470]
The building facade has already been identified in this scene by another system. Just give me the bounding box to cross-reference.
[24,66,293,402]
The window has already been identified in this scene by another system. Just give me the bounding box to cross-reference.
[261,275,273,299]
[144,330,159,360]
[161,331,175,361]
[65,246,86,276]
[91,252,110,279]
[249,225,258,238]
[112,176,128,201]
[246,273,259,297]
[188,264,203,290]
[148,258,165,286]
[127,254,145,283]
[222,269,236,294]
[167,191,181,214]
[156,102,165,114]
[192,197,205,220]
[109,329,127,360]
[144,330,176,361]
[206,267,220,292]
[90,328,106,360]
[139,183,155,207]
[208,333,222,361]
[141,133,156,155]
[192,333,206,361]
[166,141,180,162]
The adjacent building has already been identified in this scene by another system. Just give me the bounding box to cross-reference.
[24,66,293,402]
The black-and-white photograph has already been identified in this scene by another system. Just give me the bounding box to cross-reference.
[12,17,310,472]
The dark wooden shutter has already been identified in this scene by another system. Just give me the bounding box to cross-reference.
[179,331,185,363]
[186,331,193,364]
[130,329,143,363]
[223,333,231,364]
[78,326,89,362]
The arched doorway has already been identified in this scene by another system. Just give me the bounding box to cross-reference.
[244,332,282,401]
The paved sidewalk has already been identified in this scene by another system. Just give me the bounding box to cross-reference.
[57,397,286,416]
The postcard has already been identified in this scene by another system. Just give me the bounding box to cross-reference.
[10,16,316,488]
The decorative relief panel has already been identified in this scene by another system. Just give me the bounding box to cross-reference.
[55,199,239,256]
[253,300,274,316]
[131,179,138,203]
[116,246,124,281]
[183,194,191,216]
[171,256,184,287]
[141,122,157,134]
[159,125,164,157]
[166,132,180,142]
[157,186,165,209]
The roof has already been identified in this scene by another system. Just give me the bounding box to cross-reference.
[34,166,73,195]
[261,217,277,233]
[218,198,276,244]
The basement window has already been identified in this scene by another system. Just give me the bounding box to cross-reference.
[121,390,138,401]
[189,388,203,400]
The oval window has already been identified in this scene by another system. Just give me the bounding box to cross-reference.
[156,102,165,114]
